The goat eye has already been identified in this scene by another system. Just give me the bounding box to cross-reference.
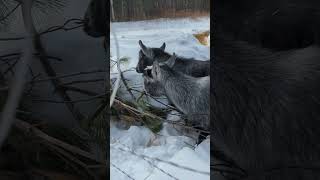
[144,69,152,77]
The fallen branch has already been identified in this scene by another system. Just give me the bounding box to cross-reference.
[14,119,105,164]
[113,99,209,134]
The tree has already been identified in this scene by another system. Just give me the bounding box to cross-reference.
[110,0,115,21]
[0,0,76,147]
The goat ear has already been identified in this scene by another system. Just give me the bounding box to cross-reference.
[166,53,176,68]
[152,61,161,79]
[138,40,144,48]
[160,42,166,50]
[139,40,154,58]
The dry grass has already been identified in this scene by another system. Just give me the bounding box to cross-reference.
[193,30,210,46]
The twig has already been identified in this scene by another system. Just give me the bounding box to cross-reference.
[60,78,105,86]
[130,88,176,110]
[113,141,210,176]
[0,37,24,41]
[113,99,209,134]
[39,18,84,35]
[3,59,19,75]
[29,69,107,83]
[112,144,179,180]
[0,60,16,75]
[59,85,99,96]
[25,72,41,95]
[111,163,135,180]
[0,52,62,62]
[0,3,21,22]
[0,18,84,41]
[0,53,21,58]
[143,158,179,180]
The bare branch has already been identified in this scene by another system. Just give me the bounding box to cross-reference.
[29,69,107,83]
[39,18,84,35]
[0,18,84,41]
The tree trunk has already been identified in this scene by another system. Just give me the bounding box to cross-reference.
[110,0,115,21]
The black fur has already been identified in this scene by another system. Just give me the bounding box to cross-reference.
[136,50,161,73]
[212,34,320,179]
[83,0,107,37]
[214,0,320,50]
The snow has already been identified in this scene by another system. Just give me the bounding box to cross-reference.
[111,122,210,180]
[110,17,210,180]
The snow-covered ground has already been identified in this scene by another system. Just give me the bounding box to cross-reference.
[110,17,210,180]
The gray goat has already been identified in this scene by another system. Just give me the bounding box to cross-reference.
[143,53,210,130]
[137,40,210,77]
